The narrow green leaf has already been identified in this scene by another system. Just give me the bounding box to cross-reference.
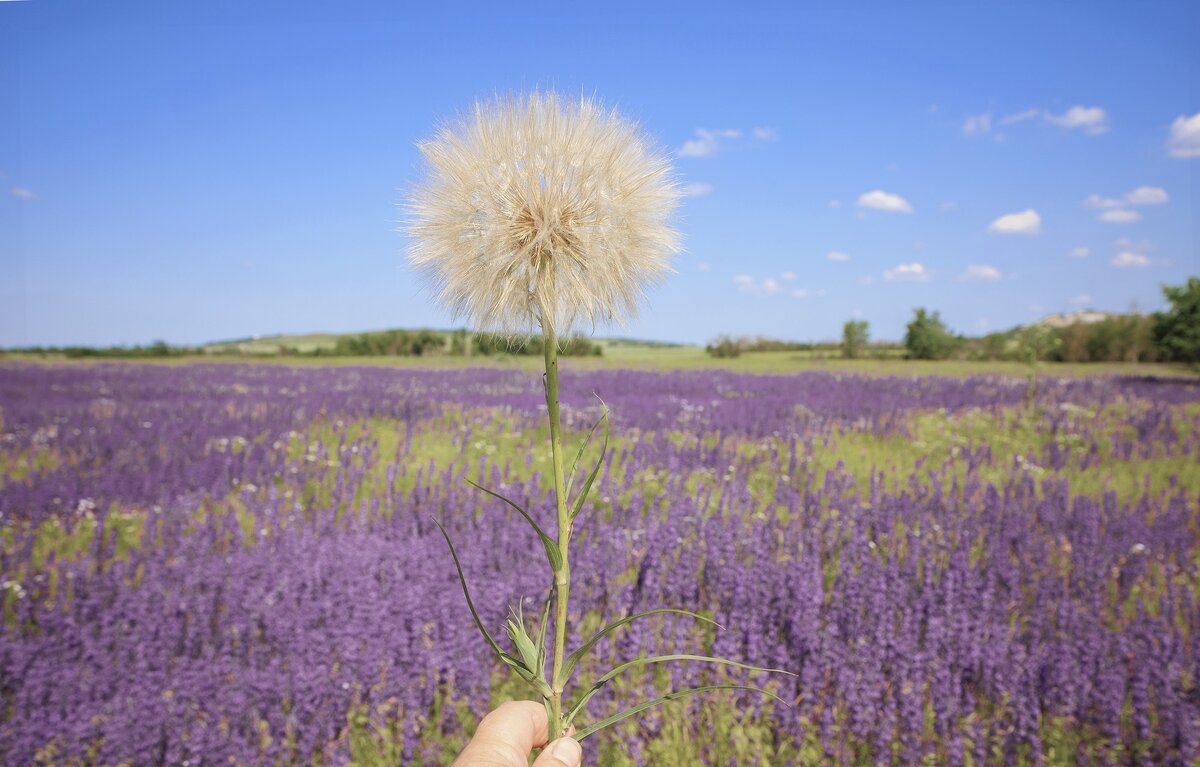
[535,589,553,672]
[572,685,787,741]
[466,478,562,572]
[558,608,721,687]
[433,519,525,671]
[566,400,608,498]
[568,424,609,523]
[566,654,796,725]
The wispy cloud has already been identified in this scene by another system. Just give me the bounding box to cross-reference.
[696,261,711,272]
[1045,105,1109,135]
[1085,186,1168,209]
[1124,186,1168,205]
[1083,194,1124,209]
[677,127,763,158]
[857,190,913,213]
[1069,294,1091,305]
[962,113,992,136]
[829,199,842,208]
[826,251,850,262]
[678,128,741,158]
[732,274,754,285]
[1000,108,1040,125]
[940,200,959,212]
[781,271,797,281]
[10,187,35,200]
[883,262,930,282]
[1111,251,1150,268]
[988,209,1041,235]
[959,264,1002,282]
[790,288,810,299]
[1098,209,1141,224]
[680,182,714,197]
[1070,246,1089,259]
[1167,112,1200,158]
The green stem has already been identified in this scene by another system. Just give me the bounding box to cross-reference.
[543,324,571,741]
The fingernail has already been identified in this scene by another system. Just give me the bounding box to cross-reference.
[548,737,582,766]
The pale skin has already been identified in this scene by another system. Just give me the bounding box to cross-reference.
[453,701,583,767]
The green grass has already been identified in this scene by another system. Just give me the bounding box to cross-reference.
[7,347,1195,379]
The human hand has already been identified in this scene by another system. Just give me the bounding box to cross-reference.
[452,701,583,767]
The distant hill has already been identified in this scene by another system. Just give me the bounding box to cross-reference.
[200,329,693,357]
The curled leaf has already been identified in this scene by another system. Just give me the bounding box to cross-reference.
[566,654,796,726]
[466,478,562,572]
[558,608,721,688]
[433,519,526,672]
[572,685,788,741]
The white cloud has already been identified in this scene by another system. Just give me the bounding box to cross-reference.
[826,251,850,262]
[1098,209,1141,224]
[752,127,779,141]
[678,130,719,158]
[963,113,992,136]
[829,199,842,208]
[857,190,913,213]
[1045,105,1110,135]
[1070,246,1089,259]
[681,182,714,197]
[1086,186,1168,209]
[1113,236,1153,252]
[1111,252,1150,268]
[1084,194,1124,209]
[781,271,797,281]
[1124,185,1168,205]
[696,261,711,272]
[961,264,1002,282]
[734,275,794,296]
[11,187,34,199]
[790,288,810,299]
[1000,108,1040,125]
[1069,294,1091,305]
[883,262,930,282]
[988,209,1041,235]
[1167,112,1200,158]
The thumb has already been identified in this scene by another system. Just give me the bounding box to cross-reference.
[532,737,583,767]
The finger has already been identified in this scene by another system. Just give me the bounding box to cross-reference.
[532,737,583,767]
[453,701,549,767]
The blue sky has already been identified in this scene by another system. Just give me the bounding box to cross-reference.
[1,0,1197,347]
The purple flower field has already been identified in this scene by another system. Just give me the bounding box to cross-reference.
[2,362,1199,766]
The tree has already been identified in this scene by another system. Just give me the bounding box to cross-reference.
[1153,277,1200,364]
[904,308,956,360]
[705,335,743,358]
[841,320,869,359]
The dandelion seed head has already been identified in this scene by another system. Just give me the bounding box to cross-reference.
[406,91,681,335]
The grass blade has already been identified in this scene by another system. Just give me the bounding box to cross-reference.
[566,654,796,725]
[432,519,526,672]
[568,424,609,524]
[566,400,608,498]
[466,478,562,571]
[558,608,721,687]
[572,685,787,741]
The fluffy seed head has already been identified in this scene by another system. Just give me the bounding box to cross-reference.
[406,91,681,336]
